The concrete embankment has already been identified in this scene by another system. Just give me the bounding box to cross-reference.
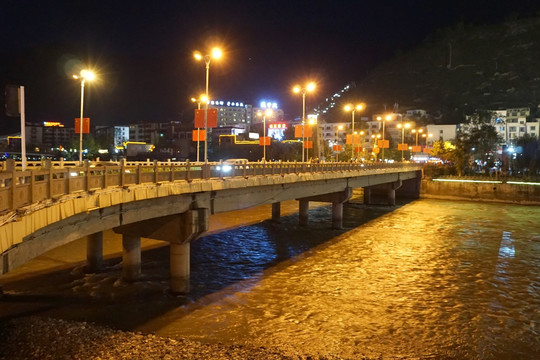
[420,178,540,205]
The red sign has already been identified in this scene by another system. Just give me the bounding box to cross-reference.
[333,144,342,152]
[294,125,312,138]
[354,146,363,152]
[412,145,422,152]
[377,139,389,149]
[194,109,218,128]
[423,147,432,154]
[192,129,205,141]
[346,134,361,145]
[397,143,408,151]
[259,136,271,146]
[74,118,90,134]
[304,140,313,149]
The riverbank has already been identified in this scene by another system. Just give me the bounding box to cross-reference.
[0,316,354,360]
[420,178,540,204]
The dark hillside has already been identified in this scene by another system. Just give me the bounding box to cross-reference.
[327,16,540,124]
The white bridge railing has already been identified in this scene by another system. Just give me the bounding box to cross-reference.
[0,159,419,214]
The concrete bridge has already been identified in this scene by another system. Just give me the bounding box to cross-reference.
[0,159,422,293]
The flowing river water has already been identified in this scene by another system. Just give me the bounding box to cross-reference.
[1,198,539,359]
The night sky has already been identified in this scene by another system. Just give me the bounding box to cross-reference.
[1,0,539,134]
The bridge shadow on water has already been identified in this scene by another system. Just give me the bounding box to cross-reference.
[0,198,415,331]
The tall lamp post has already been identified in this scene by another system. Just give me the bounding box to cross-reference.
[257,109,273,162]
[194,47,222,162]
[344,103,365,160]
[73,69,95,164]
[397,122,410,161]
[293,82,316,162]
[191,95,207,162]
[376,114,392,161]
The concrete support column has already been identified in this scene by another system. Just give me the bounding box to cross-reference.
[332,201,344,229]
[170,242,190,294]
[299,199,309,226]
[272,202,281,221]
[122,235,141,282]
[387,188,396,206]
[363,188,371,205]
[86,231,103,273]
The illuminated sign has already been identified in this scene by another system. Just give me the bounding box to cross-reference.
[210,100,244,107]
[260,101,278,109]
[269,123,287,129]
[43,121,64,127]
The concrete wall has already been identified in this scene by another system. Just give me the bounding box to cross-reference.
[421,179,540,205]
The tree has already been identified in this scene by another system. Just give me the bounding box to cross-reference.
[460,110,503,172]
[514,134,540,175]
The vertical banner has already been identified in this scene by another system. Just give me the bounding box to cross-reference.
[294,125,312,138]
[74,118,90,133]
[192,129,206,141]
[259,136,271,146]
[377,139,389,148]
[304,140,313,149]
[194,109,218,128]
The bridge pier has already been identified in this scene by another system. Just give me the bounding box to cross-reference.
[170,242,190,294]
[86,231,103,273]
[363,188,371,205]
[299,200,309,226]
[298,188,352,229]
[113,208,209,294]
[272,202,281,221]
[122,234,141,282]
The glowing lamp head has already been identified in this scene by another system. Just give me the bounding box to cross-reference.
[307,82,316,92]
[200,94,208,103]
[405,123,411,128]
[344,104,352,112]
[265,109,273,117]
[80,70,95,81]
[385,114,392,121]
[211,47,222,59]
[356,103,365,111]
[293,86,301,94]
[376,116,382,121]
[193,51,203,61]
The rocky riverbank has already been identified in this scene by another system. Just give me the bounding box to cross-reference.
[0,316,358,360]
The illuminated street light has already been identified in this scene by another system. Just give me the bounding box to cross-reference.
[193,47,222,162]
[73,69,95,163]
[344,103,365,160]
[396,122,411,161]
[257,109,273,162]
[293,82,316,162]
[376,114,393,161]
[191,94,207,162]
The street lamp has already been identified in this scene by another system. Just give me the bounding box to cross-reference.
[257,109,273,162]
[293,82,316,162]
[191,94,207,162]
[396,122,411,161]
[376,114,393,161]
[194,47,222,162]
[344,103,365,160]
[411,128,423,146]
[73,69,95,164]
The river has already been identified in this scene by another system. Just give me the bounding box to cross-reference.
[1,199,539,359]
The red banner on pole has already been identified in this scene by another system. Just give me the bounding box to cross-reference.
[412,145,422,152]
[377,139,389,148]
[398,143,408,151]
[192,129,205,141]
[333,144,342,152]
[194,109,218,128]
[294,125,312,138]
[423,147,432,154]
[74,118,90,134]
[304,140,313,149]
[346,134,361,145]
[259,136,270,146]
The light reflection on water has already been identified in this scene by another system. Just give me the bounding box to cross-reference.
[143,200,540,359]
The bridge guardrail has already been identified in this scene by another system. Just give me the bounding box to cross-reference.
[0,160,418,214]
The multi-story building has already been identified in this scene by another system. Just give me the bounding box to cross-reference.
[95,126,130,147]
[129,122,161,144]
[208,100,253,130]
[251,101,285,126]
[25,122,74,150]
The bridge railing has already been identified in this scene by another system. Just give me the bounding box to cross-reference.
[0,160,418,214]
